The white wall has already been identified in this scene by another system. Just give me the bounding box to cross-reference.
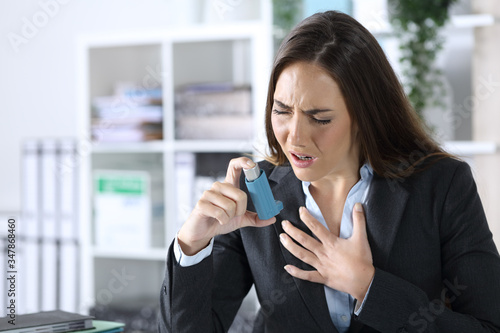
[0,0,206,212]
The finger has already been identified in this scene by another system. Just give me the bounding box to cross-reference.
[352,203,367,240]
[211,181,247,216]
[243,210,276,228]
[200,188,238,219]
[299,207,332,242]
[279,231,319,268]
[284,265,325,285]
[224,157,256,188]
[282,220,323,252]
[195,199,232,225]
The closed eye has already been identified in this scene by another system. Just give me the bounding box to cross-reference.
[272,109,290,116]
[312,118,331,125]
[273,109,331,125]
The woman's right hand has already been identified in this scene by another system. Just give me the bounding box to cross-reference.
[177,157,277,255]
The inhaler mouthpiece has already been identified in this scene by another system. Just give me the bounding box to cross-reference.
[244,164,283,220]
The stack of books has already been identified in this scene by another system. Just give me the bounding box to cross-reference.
[92,85,163,143]
[0,310,125,333]
[175,82,252,140]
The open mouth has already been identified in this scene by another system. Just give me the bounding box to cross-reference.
[291,151,315,161]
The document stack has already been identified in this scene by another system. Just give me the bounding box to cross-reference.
[0,310,125,333]
[175,82,252,140]
[92,84,163,143]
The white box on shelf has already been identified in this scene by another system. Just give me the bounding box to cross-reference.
[93,170,151,250]
[175,152,196,233]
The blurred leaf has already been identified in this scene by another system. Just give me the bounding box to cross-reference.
[388,0,458,122]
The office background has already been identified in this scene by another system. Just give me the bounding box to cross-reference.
[1,0,499,332]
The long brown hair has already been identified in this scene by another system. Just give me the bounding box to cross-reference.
[265,11,452,179]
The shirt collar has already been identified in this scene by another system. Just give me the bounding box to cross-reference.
[360,163,373,180]
[302,162,373,189]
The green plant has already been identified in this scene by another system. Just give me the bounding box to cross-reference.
[388,0,458,120]
[272,0,303,47]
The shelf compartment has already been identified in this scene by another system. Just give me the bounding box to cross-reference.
[91,152,165,249]
[89,44,164,144]
[172,38,253,141]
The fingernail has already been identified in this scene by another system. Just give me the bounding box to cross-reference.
[279,233,286,242]
[355,203,363,212]
[281,220,288,229]
[284,265,291,273]
[247,160,256,167]
[299,206,305,214]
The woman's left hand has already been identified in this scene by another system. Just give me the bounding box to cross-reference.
[280,203,375,302]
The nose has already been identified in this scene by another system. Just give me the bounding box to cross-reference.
[289,113,308,147]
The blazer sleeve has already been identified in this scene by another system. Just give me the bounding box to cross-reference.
[355,162,500,333]
[158,229,253,333]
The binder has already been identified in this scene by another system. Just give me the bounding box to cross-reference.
[20,140,41,314]
[20,139,81,315]
[57,140,79,313]
[40,140,58,311]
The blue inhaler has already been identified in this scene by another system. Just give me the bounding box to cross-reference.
[244,164,283,220]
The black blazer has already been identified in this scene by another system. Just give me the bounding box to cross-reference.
[159,158,500,333]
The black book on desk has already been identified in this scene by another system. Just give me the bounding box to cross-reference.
[0,310,93,333]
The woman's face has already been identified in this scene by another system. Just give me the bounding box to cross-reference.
[271,61,360,183]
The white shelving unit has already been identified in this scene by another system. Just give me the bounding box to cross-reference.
[75,9,273,318]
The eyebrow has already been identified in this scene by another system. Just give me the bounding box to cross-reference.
[273,99,334,115]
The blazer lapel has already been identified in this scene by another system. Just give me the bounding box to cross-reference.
[350,175,409,333]
[349,318,365,333]
[269,166,339,333]
[364,174,409,270]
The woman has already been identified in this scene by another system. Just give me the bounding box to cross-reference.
[159,11,500,333]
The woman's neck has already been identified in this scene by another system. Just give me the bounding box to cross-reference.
[309,164,361,201]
